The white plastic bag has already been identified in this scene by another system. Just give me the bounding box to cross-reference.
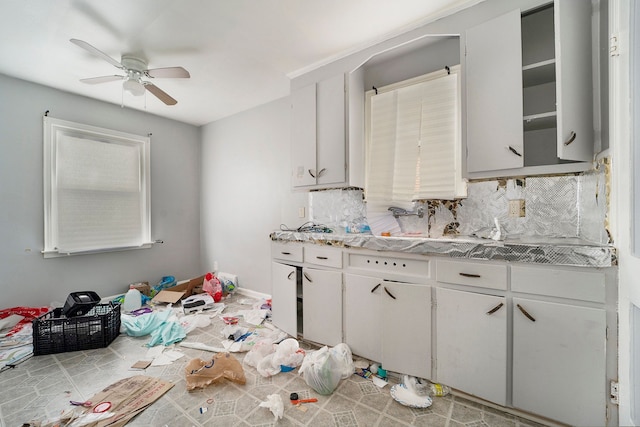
[257,353,281,377]
[271,338,305,368]
[244,339,276,368]
[331,343,355,378]
[299,346,343,395]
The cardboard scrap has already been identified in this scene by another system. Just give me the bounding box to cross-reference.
[130,360,152,370]
[151,289,185,304]
[35,375,173,427]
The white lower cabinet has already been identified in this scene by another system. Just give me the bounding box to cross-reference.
[435,287,507,405]
[345,273,432,379]
[271,261,299,337]
[512,297,607,427]
[302,267,343,346]
[272,245,616,425]
[344,274,381,362]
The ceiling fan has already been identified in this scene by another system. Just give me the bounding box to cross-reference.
[70,38,190,105]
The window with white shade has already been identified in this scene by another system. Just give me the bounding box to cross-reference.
[43,117,151,257]
[365,66,467,206]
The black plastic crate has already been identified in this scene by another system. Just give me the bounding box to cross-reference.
[32,303,121,355]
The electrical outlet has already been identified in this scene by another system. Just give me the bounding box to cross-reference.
[508,199,526,218]
[610,380,619,404]
[298,207,306,218]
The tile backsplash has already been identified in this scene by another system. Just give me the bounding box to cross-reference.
[309,165,609,245]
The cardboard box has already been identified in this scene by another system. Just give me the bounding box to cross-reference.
[151,289,185,304]
[168,274,206,298]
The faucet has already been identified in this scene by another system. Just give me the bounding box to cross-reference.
[388,206,425,218]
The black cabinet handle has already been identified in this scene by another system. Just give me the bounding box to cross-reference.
[308,169,316,178]
[303,272,312,283]
[384,287,396,300]
[459,272,481,278]
[564,131,577,146]
[371,283,381,293]
[508,145,522,157]
[486,302,504,315]
[316,256,328,260]
[517,304,536,322]
[287,271,295,280]
[317,168,327,177]
[281,251,291,255]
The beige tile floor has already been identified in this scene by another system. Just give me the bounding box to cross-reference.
[1,293,552,427]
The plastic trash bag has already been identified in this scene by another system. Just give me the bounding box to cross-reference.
[331,343,355,378]
[259,393,284,420]
[202,272,223,302]
[299,344,353,395]
[244,339,276,368]
[256,353,281,377]
[272,338,305,368]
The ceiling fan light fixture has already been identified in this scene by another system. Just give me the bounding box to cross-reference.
[123,77,146,96]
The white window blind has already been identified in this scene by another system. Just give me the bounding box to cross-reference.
[43,117,151,257]
[366,67,466,205]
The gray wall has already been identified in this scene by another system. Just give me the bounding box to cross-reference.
[0,74,202,306]
[200,97,307,295]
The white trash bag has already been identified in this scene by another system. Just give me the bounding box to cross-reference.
[244,339,276,368]
[272,338,305,369]
[299,343,354,395]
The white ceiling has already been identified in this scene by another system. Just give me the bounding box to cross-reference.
[0,0,477,126]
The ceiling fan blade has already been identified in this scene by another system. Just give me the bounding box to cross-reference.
[145,67,190,79]
[80,75,125,84]
[144,83,177,105]
[70,38,124,70]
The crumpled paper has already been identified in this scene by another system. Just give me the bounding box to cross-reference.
[259,394,284,420]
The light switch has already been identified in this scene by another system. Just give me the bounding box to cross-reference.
[298,207,306,218]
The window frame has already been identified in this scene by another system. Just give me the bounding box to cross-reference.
[364,65,466,203]
[43,116,151,258]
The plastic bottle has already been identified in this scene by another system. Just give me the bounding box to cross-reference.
[429,382,451,397]
[123,285,142,312]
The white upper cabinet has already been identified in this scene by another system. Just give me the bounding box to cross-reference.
[554,0,593,161]
[291,74,346,189]
[466,10,524,173]
[466,1,595,178]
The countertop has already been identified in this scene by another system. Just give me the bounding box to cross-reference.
[270,231,617,268]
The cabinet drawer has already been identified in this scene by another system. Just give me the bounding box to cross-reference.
[348,253,430,278]
[511,265,605,303]
[436,259,507,290]
[304,245,342,268]
[272,242,303,262]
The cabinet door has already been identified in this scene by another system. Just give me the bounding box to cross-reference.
[555,0,593,161]
[271,262,298,337]
[466,10,523,173]
[344,273,382,362]
[436,288,507,405]
[513,298,606,426]
[382,282,431,379]
[316,74,346,185]
[302,267,342,346]
[291,83,317,187]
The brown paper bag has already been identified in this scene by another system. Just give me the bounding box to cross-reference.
[185,352,246,391]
